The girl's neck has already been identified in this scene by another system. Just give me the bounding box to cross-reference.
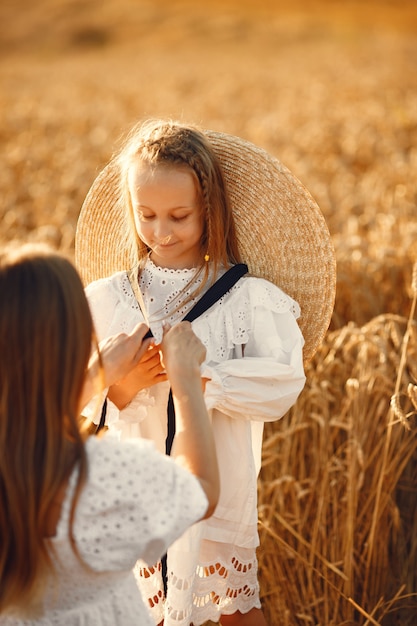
[148,251,203,271]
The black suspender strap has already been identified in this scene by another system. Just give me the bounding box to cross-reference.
[164,263,248,455]
[182,263,249,323]
[161,263,247,593]
[96,399,108,432]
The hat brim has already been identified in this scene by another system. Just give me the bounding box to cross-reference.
[75,130,336,362]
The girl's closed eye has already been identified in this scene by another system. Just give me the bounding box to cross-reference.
[171,213,190,222]
[137,210,191,223]
[137,211,155,222]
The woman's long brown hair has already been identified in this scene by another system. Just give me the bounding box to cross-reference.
[0,244,92,615]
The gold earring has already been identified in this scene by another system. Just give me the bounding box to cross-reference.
[204,253,210,262]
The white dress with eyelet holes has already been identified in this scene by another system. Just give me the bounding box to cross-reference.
[0,435,208,626]
[83,258,306,626]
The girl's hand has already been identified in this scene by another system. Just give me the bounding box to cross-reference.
[98,323,153,387]
[107,340,168,409]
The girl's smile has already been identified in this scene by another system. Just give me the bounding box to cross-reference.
[128,164,204,270]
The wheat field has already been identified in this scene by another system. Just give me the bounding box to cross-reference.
[1,1,417,623]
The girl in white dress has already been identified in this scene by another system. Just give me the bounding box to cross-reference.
[0,243,219,626]
[76,120,336,625]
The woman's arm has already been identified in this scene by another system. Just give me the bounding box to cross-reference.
[160,322,220,519]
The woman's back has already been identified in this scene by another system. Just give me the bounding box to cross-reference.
[1,435,207,626]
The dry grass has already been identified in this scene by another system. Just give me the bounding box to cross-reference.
[259,308,417,624]
[1,0,417,623]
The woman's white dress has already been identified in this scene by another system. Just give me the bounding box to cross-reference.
[83,259,306,625]
[0,436,207,625]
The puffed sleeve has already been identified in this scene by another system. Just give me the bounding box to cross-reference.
[197,277,306,422]
[75,436,208,571]
[85,275,123,338]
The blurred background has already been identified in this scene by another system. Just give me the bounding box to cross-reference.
[1,0,417,329]
[1,1,417,623]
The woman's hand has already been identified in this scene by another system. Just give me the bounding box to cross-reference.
[80,323,152,408]
[107,322,208,410]
[159,322,206,385]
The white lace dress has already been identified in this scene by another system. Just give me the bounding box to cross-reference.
[0,435,207,625]
[83,259,306,625]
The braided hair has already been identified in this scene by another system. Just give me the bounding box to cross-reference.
[119,119,241,271]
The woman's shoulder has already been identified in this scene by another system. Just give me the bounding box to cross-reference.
[82,435,206,520]
[85,433,156,471]
[81,436,162,503]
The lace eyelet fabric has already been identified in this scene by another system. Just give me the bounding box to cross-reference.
[134,546,261,625]
[1,437,208,626]
[137,260,207,341]
[84,261,306,625]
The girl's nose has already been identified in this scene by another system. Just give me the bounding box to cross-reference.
[154,221,172,241]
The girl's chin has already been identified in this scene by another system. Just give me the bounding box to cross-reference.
[150,250,200,270]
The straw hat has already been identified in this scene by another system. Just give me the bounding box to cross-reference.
[75,129,336,362]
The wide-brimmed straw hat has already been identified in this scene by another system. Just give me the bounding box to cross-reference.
[75,129,336,362]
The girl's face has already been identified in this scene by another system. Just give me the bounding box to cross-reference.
[128,163,204,270]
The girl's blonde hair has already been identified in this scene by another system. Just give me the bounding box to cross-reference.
[0,243,92,616]
[117,119,242,296]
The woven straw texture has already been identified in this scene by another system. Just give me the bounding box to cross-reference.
[75,130,336,362]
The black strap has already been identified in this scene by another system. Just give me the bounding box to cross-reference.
[164,263,248,455]
[182,263,248,324]
[161,263,247,592]
[96,399,108,432]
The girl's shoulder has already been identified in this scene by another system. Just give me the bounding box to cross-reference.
[85,271,141,337]
[192,273,302,357]
[85,270,137,316]
[85,270,128,297]
[227,274,301,318]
